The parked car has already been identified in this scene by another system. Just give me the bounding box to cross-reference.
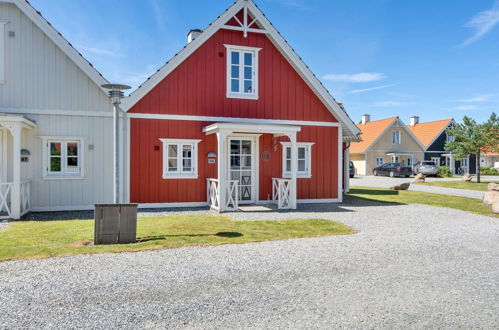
[413,161,439,176]
[373,163,412,178]
[349,161,355,178]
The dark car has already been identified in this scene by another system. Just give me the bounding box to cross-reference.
[373,163,412,178]
[413,161,439,176]
[349,161,355,178]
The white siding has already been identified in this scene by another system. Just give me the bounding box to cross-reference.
[0,3,115,211]
[0,2,111,112]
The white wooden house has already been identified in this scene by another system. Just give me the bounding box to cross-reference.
[0,0,120,219]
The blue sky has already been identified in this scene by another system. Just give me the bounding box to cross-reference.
[29,0,499,124]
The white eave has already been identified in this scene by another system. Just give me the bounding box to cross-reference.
[121,0,360,139]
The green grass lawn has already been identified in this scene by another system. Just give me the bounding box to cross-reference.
[348,186,498,219]
[0,215,355,262]
[414,180,498,191]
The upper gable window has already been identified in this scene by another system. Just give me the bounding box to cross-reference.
[225,45,261,100]
[392,131,401,145]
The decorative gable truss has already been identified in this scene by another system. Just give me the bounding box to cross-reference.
[222,2,268,37]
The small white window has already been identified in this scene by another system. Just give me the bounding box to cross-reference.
[281,142,314,178]
[376,157,384,166]
[0,21,7,84]
[446,134,455,143]
[392,131,401,145]
[225,44,261,100]
[431,157,440,166]
[42,138,84,178]
[407,158,412,166]
[160,139,201,179]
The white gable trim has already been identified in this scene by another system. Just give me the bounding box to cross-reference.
[7,0,108,91]
[121,0,360,138]
[0,20,6,84]
[365,118,426,153]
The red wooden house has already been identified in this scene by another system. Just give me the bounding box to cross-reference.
[122,0,360,211]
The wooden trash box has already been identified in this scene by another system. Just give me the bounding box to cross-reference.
[94,204,138,245]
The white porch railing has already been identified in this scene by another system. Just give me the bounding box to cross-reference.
[207,179,239,212]
[0,181,31,219]
[0,182,12,219]
[272,178,292,209]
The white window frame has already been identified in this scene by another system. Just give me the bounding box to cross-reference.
[40,136,85,179]
[446,134,455,143]
[431,157,440,166]
[0,21,7,84]
[281,142,314,178]
[376,157,384,166]
[160,139,201,179]
[392,130,401,145]
[224,44,261,100]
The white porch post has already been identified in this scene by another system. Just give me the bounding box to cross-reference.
[344,143,350,193]
[1,128,7,182]
[450,153,455,175]
[289,132,298,209]
[9,124,22,219]
[216,130,231,211]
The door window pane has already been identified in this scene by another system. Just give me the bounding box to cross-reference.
[231,51,240,64]
[231,65,239,78]
[244,52,252,66]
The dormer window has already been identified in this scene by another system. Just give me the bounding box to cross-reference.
[225,45,260,100]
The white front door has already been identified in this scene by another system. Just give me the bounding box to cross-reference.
[461,158,469,174]
[228,136,257,204]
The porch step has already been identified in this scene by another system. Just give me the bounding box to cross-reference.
[237,205,277,212]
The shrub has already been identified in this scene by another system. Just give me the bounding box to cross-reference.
[480,167,499,175]
[438,166,453,177]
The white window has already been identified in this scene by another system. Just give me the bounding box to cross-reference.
[281,142,314,178]
[431,157,440,166]
[225,45,261,100]
[160,139,201,179]
[392,131,401,145]
[0,21,7,84]
[42,137,84,178]
[446,134,455,143]
[376,157,384,166]
[407,157,413,166]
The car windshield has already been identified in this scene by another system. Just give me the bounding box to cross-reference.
[422,161,436,166]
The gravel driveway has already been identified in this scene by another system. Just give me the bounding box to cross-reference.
[1,199,498,329]
[351,175,485,199]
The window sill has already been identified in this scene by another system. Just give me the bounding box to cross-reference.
[283,174,312,179]
[162,174,199,180]
[226,93,258,100]
[43,175,85,181]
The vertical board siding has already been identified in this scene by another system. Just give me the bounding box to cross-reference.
[0,3,111,112]
[130,29,338,123]
[130,119,339,203]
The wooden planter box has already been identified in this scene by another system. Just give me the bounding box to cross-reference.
[94,204,138,245]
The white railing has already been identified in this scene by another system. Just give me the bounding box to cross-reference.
[0,181,31,219]
[207,178,239,212]
[20,181,31,216]
[272,178,292,209]
[0,182,12,219]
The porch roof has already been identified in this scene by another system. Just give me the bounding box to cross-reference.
[203,122,301,137]
[0,113,36,129]
[386,152,415,156]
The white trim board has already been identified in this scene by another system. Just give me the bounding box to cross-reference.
[6,0,109,91]
[121,0,360,139]
[0,20,7,84]
[129,113,341,128]
[0,108,113,118]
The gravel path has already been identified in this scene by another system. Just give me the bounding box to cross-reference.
[1,200,498,329]
[351,175,485,199]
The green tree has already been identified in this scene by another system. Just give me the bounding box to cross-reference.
[445,113,499,183]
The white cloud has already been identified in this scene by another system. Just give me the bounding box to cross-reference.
[462,2,499,46]
[457,94,494,102]
[350,84,396,94]
[372,101,412,107]
[454,105,479,111]
[76,45,125,58]
[323,72,385,83]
